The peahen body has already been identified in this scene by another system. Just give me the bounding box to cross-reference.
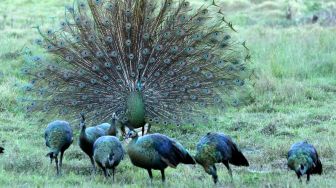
[126,130,195,182]
[79,113,106,172]
[44,120,73,175]
[195,132,249,183]
[93,136,124,180]
[23,0,250,132]
[287,141,322,182]
[96,113,119,136]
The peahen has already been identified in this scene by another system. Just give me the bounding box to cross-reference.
[195,132,249,183]
[44,120,73,175]
[93,136,124,180]
[22,0,250,133]
[126,130,195,182]
[96,113,119,136]
[79,113,106,172]
[287,141,322,182]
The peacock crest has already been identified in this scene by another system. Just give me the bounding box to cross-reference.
[21,0,251,127]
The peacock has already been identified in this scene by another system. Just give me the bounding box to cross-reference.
[93,136,124,180]
[79,113,106,172]
[287,141,322,182]
[22,0,251,133]
[0,146,4,154]
[195,132,249,184]
[44,120,73,175]
[126,130,195,182]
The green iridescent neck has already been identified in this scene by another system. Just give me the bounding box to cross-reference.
[126,91,145,128]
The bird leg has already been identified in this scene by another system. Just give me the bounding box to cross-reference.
[142,126,145,136]
[103,167,108,178]
[296,172,302,183]
[60,151,64,168]
[212,165,218,184]
[223,161,233,182]
[205,165,218,184]
[147,169,153,183]
[147,123,151,134]
[306,173,310,182]
[112,167,115,182]
[90,156,96,173]
[160,169,166,182]
[55,156,60,175]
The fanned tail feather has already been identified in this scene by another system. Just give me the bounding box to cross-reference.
[21,0,251,126]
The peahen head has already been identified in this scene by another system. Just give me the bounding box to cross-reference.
[108,153,115,166]
[126,130,138,139]
[288,154,313,176]
[46,151,57,164]
[79,112,86,129]
[298,164,309,176]
[112,112,118,120]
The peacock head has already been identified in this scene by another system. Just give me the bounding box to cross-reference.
[136,80,143,92]
[126,130,138,139]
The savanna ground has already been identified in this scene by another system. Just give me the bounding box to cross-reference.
[0,0,335,187]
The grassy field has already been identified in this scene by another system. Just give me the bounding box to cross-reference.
[0,0,335,187]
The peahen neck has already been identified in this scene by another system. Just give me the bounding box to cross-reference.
[108,119,118,136]
[80,124,87,139]
[129,135,139,146]
[126,91,145,128]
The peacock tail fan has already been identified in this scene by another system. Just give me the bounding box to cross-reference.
[21,0,252,127]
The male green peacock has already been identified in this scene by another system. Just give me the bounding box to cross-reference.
[44,120,74,175]
[126,130,195,182]
[93,136,124,180]
[287,141,322,182]
[22,0,250,133]
[195,132,249,183]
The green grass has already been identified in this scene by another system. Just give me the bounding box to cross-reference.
[0,0,335,187]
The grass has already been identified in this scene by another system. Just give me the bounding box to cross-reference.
[0,0,335,187]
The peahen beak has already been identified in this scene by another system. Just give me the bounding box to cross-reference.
[298,164,307,176]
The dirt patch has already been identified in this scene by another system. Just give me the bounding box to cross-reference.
[229,121,250,131]
[66,149,87,160]
[275,131,295,138]
[261,123,277,135]
[270,158,287,170]
[306,115,333,126]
